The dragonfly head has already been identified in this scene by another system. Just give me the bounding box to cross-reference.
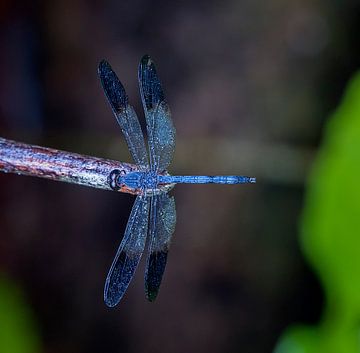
[108,169,126,191]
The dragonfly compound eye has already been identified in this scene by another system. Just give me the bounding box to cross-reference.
[108,169,125,191]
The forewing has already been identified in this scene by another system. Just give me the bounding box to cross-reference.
[104,195,150,307]
[98,60,148,169]
[138,55,175,172]
[145,193,176,301]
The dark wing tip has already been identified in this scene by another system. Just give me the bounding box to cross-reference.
[104,297,118,308]
[144,250,168,302]
[145,289,158,302]
[104,280,120,308]
[98,59,111,76]
[97,59,129,112]
[139,55,157,76]
[140,54,152,66]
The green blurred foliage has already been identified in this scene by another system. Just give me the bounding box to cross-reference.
[0,275,41,353]
[275,72,360,353]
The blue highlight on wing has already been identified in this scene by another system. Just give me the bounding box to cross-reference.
[139,55,176,173]
[98,60,148,169]
[145,193,176,301]
[104,196,150,307]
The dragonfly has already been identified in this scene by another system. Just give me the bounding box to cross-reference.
[98,55,256,307]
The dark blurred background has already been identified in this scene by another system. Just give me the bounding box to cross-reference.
[0,1,360,353]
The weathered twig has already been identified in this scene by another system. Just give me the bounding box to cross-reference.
[0,137,139,194]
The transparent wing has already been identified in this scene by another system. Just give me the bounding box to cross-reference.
[145,193,176,301]
[138,55,176,173]
[98,60,149,169]
[104,195,150,307]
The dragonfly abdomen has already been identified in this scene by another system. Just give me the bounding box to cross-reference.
[158,175,256,184]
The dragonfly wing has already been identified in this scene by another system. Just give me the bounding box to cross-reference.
[138,55,176,172]
[98,60,149,169]
[145,193,176,301]
[104,195,150,307]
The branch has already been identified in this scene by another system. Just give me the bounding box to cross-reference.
[0,137,139,194]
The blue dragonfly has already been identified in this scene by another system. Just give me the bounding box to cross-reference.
[98,55,256,307]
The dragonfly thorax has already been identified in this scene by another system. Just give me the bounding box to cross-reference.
[141,171,159,189]
[109,169,162,193]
